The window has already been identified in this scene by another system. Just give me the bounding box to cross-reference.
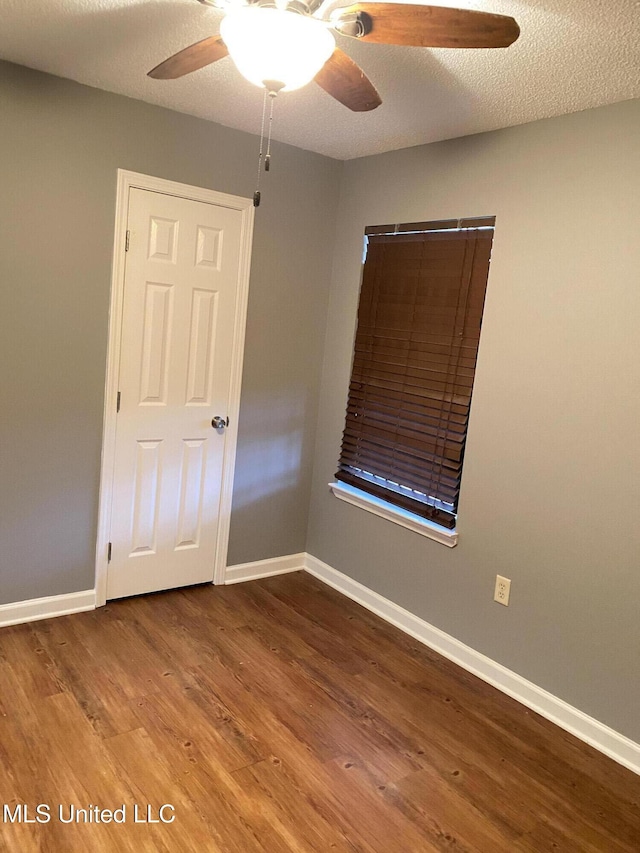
[334,216,495,534]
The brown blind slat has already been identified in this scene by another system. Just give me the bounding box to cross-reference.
[335,222,494,525]
[347,388,470,420]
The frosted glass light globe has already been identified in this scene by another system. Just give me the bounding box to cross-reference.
[221,7,335,92]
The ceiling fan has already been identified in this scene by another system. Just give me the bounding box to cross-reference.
[148,0,520,112]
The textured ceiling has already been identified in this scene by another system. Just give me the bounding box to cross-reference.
[0,0,638,159]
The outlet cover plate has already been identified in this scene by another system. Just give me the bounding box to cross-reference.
[494,575,511,606]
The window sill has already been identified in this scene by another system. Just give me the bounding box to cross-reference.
[329,482,458,548]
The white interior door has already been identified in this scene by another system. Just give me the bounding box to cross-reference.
[106,187,246,600]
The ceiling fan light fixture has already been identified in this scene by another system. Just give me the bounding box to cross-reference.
[220,7,335,92]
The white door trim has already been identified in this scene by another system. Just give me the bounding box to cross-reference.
[95,170,255,606]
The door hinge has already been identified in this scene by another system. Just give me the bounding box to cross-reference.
[125,230,130,252]
[116,391,121,413]
[107,542,112,563]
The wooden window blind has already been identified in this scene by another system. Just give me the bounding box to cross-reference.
[335,218,495,529]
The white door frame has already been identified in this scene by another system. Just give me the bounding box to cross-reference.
[94,170,255,607]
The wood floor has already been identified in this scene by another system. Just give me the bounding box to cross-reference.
[1,573,639,852]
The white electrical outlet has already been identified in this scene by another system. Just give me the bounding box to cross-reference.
[494,575,511,606]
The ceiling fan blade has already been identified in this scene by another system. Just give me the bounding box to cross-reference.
[314,48,382,112]
[333,4,520,48]
[148,35,228,80]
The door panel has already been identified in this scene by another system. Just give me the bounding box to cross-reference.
[185,289,218,405]
[106,187,244,600]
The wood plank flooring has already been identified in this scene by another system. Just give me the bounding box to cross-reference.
[1,571,639,852]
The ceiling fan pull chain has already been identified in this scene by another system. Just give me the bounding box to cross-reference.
[254,88,269,207]
[265,91,276,173]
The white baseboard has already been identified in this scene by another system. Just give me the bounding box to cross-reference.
[304,554,640,777]
[0,589,96,629]
[225,552,305,585]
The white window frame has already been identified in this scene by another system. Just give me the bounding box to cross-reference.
[329,481,458,547]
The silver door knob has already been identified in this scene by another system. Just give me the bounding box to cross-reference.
[211,416,228,430]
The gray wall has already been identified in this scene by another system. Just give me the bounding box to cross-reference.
[307,98,640,742]
[0,60,341,604]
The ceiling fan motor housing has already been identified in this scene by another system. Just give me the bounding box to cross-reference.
[246,0,324,14]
